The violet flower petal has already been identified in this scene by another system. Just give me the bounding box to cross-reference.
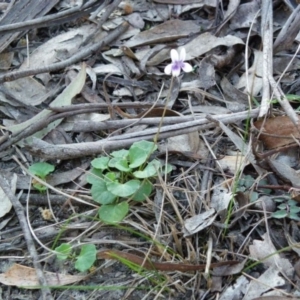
[182,62,193,73]
[164,63,173,75]
[179,48,186,61]
[170,49,179,62]
[172,64,181,77]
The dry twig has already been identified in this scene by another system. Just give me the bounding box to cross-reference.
[259,0,272,118]
[0,174,53,300]
[27,108,259,160]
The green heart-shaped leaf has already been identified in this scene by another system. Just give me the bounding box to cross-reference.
[29,162,55,178]
[109,157,131,172]
[129,141,157,168]
[91,157,110,170]
[91,180,117,204]
[99,202,129,223]
[132,180,153,201]
[55,243,72,261]
[107,180,140,197]
[111,149,129,158]
[133,160,161,178]
[86,168,103,185]
[272,210,288,219]
[75,244,97,272]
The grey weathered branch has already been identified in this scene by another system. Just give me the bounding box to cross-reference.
[27,108,259,160]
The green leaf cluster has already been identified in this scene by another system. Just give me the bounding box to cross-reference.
[55,243,97,272]
[87,141,172,223]
[272,198,300,221]
[237,175,271,202]
[28,162,55,192]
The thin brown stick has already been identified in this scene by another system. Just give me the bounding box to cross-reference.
[97,249,238,272]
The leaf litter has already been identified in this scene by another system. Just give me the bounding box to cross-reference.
[1,1,300,299]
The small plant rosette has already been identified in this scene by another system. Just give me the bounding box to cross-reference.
[28,162,55,192]
[88,141,172,223]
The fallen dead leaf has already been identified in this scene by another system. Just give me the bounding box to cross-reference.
[211,180,232,214]
[220,275,249,300]
[124,19,200,48]
[183,208,216,237]
[161,131,206,155]
[0,264,85,288]
[0,173,16,217]
[125,13,145,29]
[249,233,293,277]
[156,108,208,158]
[268,159,300,188]
[229,1,260,30]
[254,115,300,150]
[218,154,249,174]
[0,77,50,107]
[20,24,96,79]
[148,32,244,66]
[236,50,263,96]
[6,64,86,145]
[243,267,286,300]
[221,77,249,105]
[212,259,246,276]
[0,52,13,70]
[62,112,111,132]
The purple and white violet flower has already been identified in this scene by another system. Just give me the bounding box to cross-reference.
[164,48,193,77]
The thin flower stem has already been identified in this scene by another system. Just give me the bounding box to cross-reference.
[153,76,175,144]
